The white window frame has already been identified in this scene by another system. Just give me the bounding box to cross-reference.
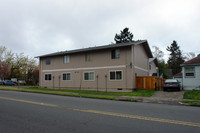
[84,71,95,81]
[185,67,195,78]
[109,70,123,80]
[64,55,70,64]
[44,73,52,81]
[62,72,71,81]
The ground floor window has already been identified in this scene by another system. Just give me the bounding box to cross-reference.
[84,72,94,80]
[63,73,71,80]
[110,71,122,80]
[185,67,195,78]
[45,74,52,80]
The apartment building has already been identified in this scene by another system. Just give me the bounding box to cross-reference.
[37,40,156,92]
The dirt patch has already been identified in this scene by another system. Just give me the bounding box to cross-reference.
[139,91,185,104]
[152,91,185,100]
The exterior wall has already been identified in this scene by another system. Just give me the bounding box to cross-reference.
[133,44,149,76]
[40,47,134,91]
[149,61,157,76]
[182,66,200,90]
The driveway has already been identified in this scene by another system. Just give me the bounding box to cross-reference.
[141,91,185,104]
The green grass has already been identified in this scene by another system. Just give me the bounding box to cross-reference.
[0,87,116,100]
[24,87,155,97]
[181,101,200,105]
[183,90,200,100]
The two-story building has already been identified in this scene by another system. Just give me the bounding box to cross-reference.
[37,40,157,92]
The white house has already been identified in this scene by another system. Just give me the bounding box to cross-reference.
[148,58,158,76]
[181,55,200,90]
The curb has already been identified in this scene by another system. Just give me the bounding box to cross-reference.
[178,102,200,107]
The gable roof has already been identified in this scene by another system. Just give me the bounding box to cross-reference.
[181,55,200,66]
[36,40,153,58]
[173,72,182,78]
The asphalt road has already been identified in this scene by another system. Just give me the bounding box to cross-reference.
[0,90,200,133]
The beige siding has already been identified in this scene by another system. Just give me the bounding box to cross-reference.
[40,47,134,91]
[39,43,152,92]
[134,44,149,76]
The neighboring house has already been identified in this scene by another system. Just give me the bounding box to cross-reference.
[37,40,157,92]
[181,55,200,90]
[148,58,158,76]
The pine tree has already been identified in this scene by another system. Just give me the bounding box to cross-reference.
[166,40,184,75]
[114,27,133,43]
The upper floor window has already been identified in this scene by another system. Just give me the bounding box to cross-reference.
[110,71,122,80]
[45,74,52,80]
[149,64,152,70]
[46,57,51,65]
[64,55,70,64]
[111,49,120,59]
[63,73,71,80]
[84,72,94,80]
[185,67,195,78]
[85,53,92,62]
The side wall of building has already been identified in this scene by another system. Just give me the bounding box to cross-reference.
[133,44,149,76]
[182,66,200,90]
[149,61,157,76]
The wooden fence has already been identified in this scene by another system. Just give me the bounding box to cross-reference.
[136,76,165,90]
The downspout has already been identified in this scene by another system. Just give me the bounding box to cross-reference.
[182,67,184,90]
[40,57,42,87]
[131,45,135,89]
[96,74,99,91]
[53,76,55,89]
[105,74,107,92]
[58,75,61,89]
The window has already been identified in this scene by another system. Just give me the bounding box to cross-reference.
[46,58,51,65]
[63,73,71,80]
[111,49,120,59]
[45,74,51,80]
[110,71,122,80]
[185,67,195,78]
[84,72,94,80]
[149,65,152,70]
[64,55,70,64]
[85,53,92,62]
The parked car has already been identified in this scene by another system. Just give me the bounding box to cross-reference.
[0,80,5,85]
[163,79,181,91]
[4,80,15,85]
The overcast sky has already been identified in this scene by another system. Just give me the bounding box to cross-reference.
[0,0,200,60]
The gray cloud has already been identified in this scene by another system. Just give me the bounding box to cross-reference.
[0,0,200,58]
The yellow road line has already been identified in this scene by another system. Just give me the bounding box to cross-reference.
[1,96,200,127]
[72,108,200,127]
[0,96,58,107]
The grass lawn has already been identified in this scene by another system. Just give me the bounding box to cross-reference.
[183,90,200,100]
[24,87,156,97]
[0,86,156,102]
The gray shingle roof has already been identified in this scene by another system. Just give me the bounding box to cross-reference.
[36,40,153,58]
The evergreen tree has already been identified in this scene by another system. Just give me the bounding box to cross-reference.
[166,40,184,75]
[114,27,133,43]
